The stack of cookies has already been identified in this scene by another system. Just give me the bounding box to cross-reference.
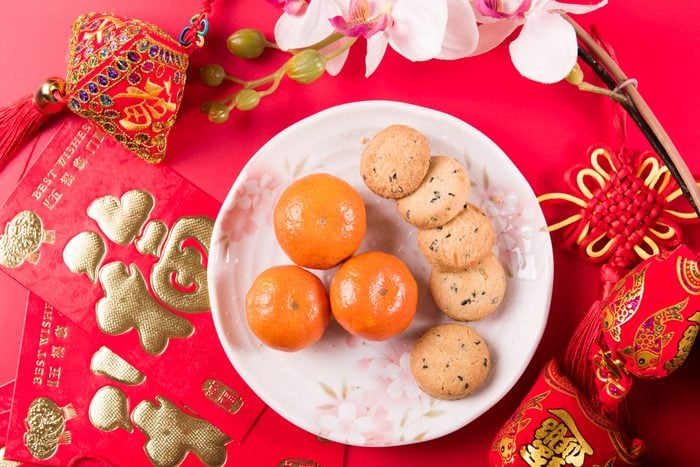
[361,124,507,400]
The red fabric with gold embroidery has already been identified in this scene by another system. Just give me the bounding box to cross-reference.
[64,13,188,163]
[600,245,700,380]
[489,360,645,467]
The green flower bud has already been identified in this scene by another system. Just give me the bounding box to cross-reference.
[227,29,268,59]
[200,64,226,86]
[208,103,230,124]
[235,89,261,111]
[286,49,326,84]
[565,63,584,86]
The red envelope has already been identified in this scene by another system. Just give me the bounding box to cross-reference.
[230,408,346,467]
[0,116,264,441]
[3,294,346,466]
[0,382,14,413]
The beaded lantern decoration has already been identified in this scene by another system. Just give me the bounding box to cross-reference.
[0,1,213,165]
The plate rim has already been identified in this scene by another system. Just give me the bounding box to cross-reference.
[207,99,554,446]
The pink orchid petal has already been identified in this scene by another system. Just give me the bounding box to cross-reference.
[284,0,308,15]
[387,0,449,61]
[329,12,389,38]
[365,32,389,77]
[274,0,342,50]
[470,18,520,56]
[548,0,608,15]
[437,0,479,60]
[508,10,577,83]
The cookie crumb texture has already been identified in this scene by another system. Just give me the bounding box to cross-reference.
[396,155,471,228]
[410,323,491,400]
[430,253,506,321]
[360,124,431,199]
[417,204,495,272]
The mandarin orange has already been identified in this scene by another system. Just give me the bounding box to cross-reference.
[329,251,418,341]
[246,265,330,352]
[273,173,366,270]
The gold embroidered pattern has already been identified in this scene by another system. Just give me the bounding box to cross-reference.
[132,396,230,466]
[621,298,687,371]
[0,211,55,268]
[601,265,647,343]
[62,231,106,283]
[520,408,593,466]
[96,261,193,355]
[135,219,168,256]
[677,256,700,295]
[23,398,76,460]
[90,346,145,385]
[87,190,154,245]
[151,216,214,313]
[664,312,700,373]
[88,386,133,432]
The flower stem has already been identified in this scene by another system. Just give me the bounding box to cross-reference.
[563,13,700,216]
[577,82,626,103]
[292,32,346,53]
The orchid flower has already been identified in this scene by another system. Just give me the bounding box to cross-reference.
[330,0,479,77]
[472,0,608,83]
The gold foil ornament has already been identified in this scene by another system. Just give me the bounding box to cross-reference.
[132,396,230,466]
[23,398,76,460]
[151,216,213,312]
[0,211,55,268]
[62,231,106,283]
[135,220,168,256]
[90,346,146,385]
[202,379,244,415]
[88,386,133,432]
[87,190,154,245]
[96,261,194,355]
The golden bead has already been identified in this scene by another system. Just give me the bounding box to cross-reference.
[33,77,66,115]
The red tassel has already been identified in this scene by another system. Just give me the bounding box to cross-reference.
[0,78,66,170]
[0,95,52,169]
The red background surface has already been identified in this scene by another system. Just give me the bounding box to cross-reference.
[0,1,698,465]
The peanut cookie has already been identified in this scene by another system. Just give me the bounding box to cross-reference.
[360,124,431,199]
[396,156,471,228]
[410,323,491,400]
[430,254,506,321]
[417,203,495,272]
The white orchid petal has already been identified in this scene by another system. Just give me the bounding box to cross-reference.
[321,39,352,76]
[470,19,520,55]
[365,33,389,77]
[509,11,577,83]
[274,1,342,50]
[548,0,608,15]
[387,0,449,61]
[437,0,479,59]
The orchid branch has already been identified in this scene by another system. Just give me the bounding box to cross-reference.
[563,14,700,216]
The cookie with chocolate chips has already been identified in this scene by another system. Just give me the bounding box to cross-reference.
[396,155,471,228]
[417,203,495,272]
[360,124,431,199]
[409,323,491,400]
[430,253,506,321]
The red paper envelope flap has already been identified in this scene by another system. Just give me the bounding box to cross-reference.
[0,117,264,441]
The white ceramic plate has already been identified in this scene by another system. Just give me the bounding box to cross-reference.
[208,101,553,447]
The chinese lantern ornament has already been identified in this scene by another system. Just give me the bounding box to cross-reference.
[0,4,212,167]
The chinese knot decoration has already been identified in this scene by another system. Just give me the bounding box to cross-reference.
[488,144,700,466]
[0,2,213,166]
